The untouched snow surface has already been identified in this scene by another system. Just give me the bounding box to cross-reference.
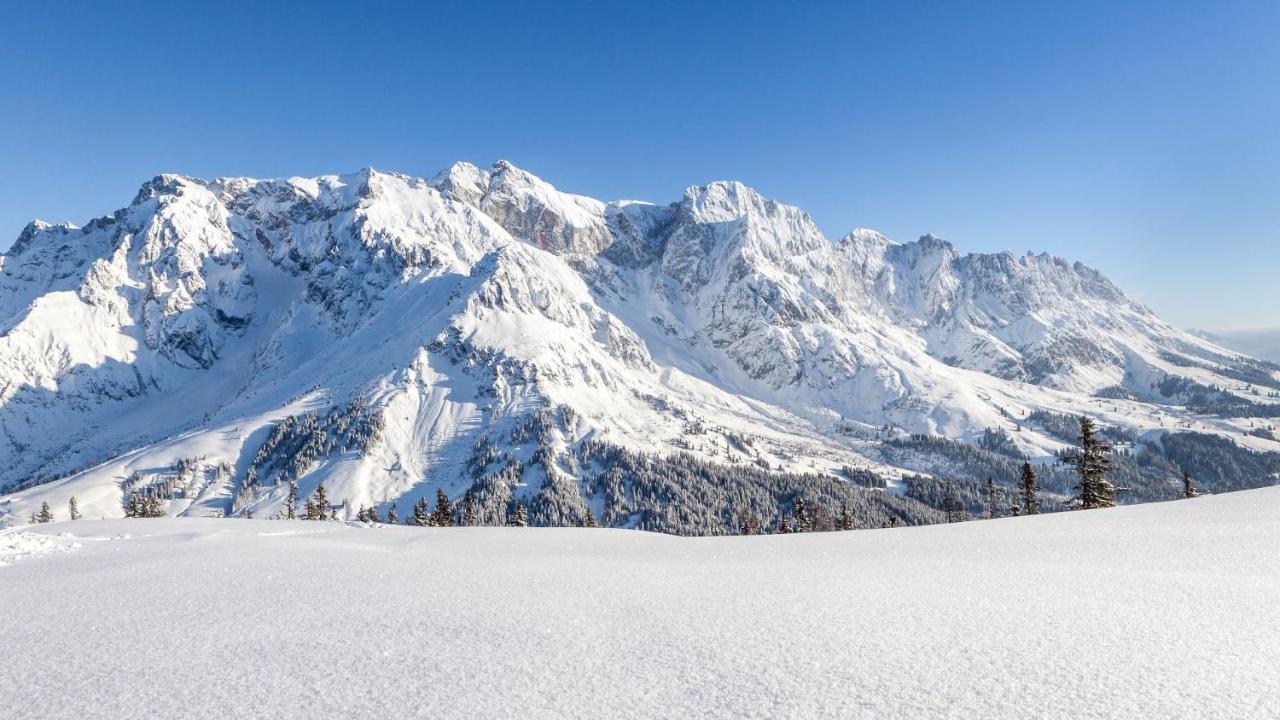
[4,488,1279,719]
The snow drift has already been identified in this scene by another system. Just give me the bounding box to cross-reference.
[3,487,1278,719]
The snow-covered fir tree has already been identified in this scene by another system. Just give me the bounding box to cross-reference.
[510,502,528,527]
[411,497,430,526]
[461,491,478,527]
[1060,416,1116,509]
[838,503,854,531]
[304,482,330,520]
[986,478,1000,519]
[943,481,965,523]
[794,497,810,532]
[1018,462,1040,515]
[431,489,453,527]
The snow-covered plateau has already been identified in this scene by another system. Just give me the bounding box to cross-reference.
[3,487,1278,719]
[0,162,1277,532]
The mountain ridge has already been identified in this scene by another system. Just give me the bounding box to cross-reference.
[1,162,1277,531]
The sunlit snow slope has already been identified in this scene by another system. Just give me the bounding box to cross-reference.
[3,488,1278,719]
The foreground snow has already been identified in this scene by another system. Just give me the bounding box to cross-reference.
[3,488,1279,719]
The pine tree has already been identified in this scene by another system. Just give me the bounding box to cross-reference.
[1018,462,1040,515]
[68,496,81,521]
[1060,416,1116,509]
[386,504,398,525]
[285,481,298,520]
[1183,472,1197,499]
[431,489,453,527]
[462,491,478,527]
[944,480,965,523]
[583,508,598,528]
[35,502,54,523]
[794,497,810,532]
[412,497,430,526]
[838,503,854,531]
[986,478,1001,519]
[124,491,143,518]
[305,482,329,520]
[778,515,792,533]
[143,495,165,518]
[510,502,528,527]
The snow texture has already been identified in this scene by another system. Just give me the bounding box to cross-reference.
[3,487,1278,719]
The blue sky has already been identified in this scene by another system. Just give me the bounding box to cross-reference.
[1,0,1276,330]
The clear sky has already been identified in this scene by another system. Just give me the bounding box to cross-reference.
[1,1,1276,330]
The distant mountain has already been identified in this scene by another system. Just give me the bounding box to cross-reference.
[1193,328,1280,365]
[1,163,1277,531]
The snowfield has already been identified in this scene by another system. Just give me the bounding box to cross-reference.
[3,488,1278,719]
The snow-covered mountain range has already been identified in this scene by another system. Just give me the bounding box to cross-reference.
[2,162,1277,529]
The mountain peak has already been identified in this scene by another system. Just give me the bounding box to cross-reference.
[917,233,953,251]
[9,219,80,256]
[131,173,205,205]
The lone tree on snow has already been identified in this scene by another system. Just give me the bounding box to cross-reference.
[1059,415,1116,509]
[1183,472,1198,499]
[68,496,81,521]
[304,482,329,520]
[1018,462,1040,515]
[285,481,299,520]
[31,502,54,524]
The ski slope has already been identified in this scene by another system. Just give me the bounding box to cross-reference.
[3,487,1277,719]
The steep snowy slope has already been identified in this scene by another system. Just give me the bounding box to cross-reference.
[4,487,1279,719]
[0,163,1276,529]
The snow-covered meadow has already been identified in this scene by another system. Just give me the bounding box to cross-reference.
[3,487,1277,719]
